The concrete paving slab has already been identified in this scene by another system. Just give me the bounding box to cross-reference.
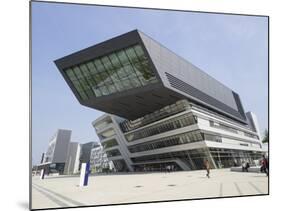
[31,169,269,210]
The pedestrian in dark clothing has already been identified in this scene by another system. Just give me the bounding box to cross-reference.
[245,162,250,172]
[261,155,269,176]
[242,161,249,172]
[204,159,210,178]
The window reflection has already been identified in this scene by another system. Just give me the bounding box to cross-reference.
[64,44,158,100]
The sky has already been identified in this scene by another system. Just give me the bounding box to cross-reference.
[31,2,268,165]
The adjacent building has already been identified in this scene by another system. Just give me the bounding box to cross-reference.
[64,142,81,175]
[78,142,99,170]
[38,129,72,174]
[90,143,115,173]
[36,129,110,175]
[55,30,265,172]
[64,141,102,174]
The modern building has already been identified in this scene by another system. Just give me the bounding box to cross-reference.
[64,142,81,175]
[55,30,265,172]
[93,114,134,172]
[79,142,99,169]
[90,143,115,173]
[38,129,72,174]
[64,141,113,174]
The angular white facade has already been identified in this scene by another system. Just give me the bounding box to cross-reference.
[93,115,134,172]
[93,100,264,172]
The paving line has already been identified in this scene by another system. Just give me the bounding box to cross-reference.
[219,183,223,197]
[32,183,85,206]
[234,182,242,195]
[248,182,264,194]
[32,185,68,207]
[33,184,73,206]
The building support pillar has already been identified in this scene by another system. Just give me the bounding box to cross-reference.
[207,148,218,169]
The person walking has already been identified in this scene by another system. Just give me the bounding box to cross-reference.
[204,159,210,178]
[245,162,250,172]
[261,155,269,176]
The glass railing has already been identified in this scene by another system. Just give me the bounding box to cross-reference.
[120,99,191,132]
[125,114,197,142]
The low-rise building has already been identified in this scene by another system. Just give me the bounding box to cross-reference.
[38,129,72,174]
[64,142,81,175]
[90,143,115,173]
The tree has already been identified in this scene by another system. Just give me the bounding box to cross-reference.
[262,129,269,143]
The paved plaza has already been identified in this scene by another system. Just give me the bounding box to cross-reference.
[32,169,268,210]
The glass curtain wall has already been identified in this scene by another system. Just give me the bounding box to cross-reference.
[64,44,158,100]
[128,130,204,153]
[112,159,130,172]
[120,100,190,132]
[131,148,214,170]
[125,114,197,142]
[209,148,263,168]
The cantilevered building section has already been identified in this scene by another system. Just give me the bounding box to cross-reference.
[54,30,246,123]
[55,30,264,172]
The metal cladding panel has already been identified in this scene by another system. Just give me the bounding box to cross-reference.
[80,142,96,163]
[139,31,247,123]
[246,112,261,139]
[55,30,142,69]
[64,142,80,174]
[53,129,72,163]
[54,30,247,123]
[139,31,237,110]
[54,30,182,120]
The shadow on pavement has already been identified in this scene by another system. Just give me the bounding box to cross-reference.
[17,201,29,210]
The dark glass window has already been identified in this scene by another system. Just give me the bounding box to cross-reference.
[125,114,197,142]
[128,130,204,153]
[64,44,158,100]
